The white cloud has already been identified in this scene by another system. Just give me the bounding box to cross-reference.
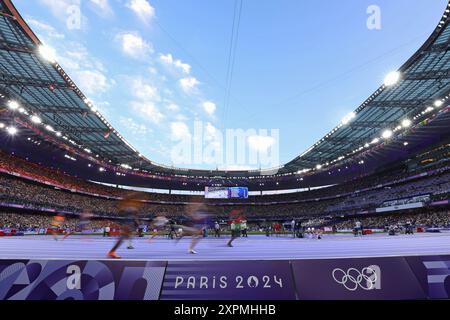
[26,18,65,39]
[159,53,191,74]
[119,117,151,136]
[166,103,180,112]
[89,0,114,17]
[75,70,110,95]
[126,0,155,23]
[60,43,106,72]
[247,135,276,152]
[131,78,160,101]
[55,42,112,95]
[38,0,76,17]
[170,121,191,140]
[131,101,164,123]
[127,77,164,123]
[203,101,216,115]
[116,32,153,59]
[175,114,188,121]
[179,77,199,93]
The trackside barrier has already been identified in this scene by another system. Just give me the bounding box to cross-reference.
[0,255,449,300]
[0,230,24,237]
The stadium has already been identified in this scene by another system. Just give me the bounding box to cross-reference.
[0,0,450,303]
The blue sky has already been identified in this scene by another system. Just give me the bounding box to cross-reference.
[13,0,448,170]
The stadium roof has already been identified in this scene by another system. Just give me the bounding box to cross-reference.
[1,0,450,182]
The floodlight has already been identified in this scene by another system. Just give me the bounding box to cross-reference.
[384,71,401,86]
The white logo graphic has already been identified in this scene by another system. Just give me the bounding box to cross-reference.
[170,120,280,173]
[66,265,81,290]
[66,1,82,30]
[247,276,259,288]
[367,5,382,30]
[332,265,381,291]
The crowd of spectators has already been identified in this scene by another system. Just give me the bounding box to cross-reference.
[1,166,450,219]
[0,143,449,222]
[0,212,108,231]
[326,171,450,212]
[0,174,189,217]
[1,147,449,206]
[0,172,340,218]
[332,210,450,230]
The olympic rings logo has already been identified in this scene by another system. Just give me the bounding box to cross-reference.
[332,265,381,291]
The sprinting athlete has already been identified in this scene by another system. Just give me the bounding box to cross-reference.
[62,211,93,240]
[107,193,143,259]
[168,220,179,239]
[50,213,65,241]
[177,202,210,254]
[148,216,169,242]
[227,210,242,247]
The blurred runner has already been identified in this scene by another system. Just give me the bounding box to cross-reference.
[107,193,143,259]
[50,213,65,241]
[148,216,169,242]
[62,211,93,240]
[177,202,210,254]
[227,209,243,247]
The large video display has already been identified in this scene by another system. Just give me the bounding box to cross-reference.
[205,187,248,199]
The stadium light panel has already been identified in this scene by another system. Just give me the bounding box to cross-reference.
[56,131,62,137]
[0,123,4,129]
[404,142,409,146]
[7,100,19,110]
[30,115,42,124]
[434,100,444,107]
[382,129,393,139]
[384,71,401,86]
[38,45,57,63]
[6,126,17,135]
[341,112,356,125]
[371,138,380,144]
[316,164,323,170]
[45,125,54,132]
[401,119,412,128]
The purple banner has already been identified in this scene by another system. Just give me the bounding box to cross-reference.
[291,257,427,300]
[0,260,166,300]
[2,255,450,300]
[160,260,296,300]
[405,255,450,299]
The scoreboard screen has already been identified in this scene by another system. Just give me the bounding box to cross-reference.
[205,187,248,199]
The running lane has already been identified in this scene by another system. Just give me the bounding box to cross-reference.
[1,233,450,261]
